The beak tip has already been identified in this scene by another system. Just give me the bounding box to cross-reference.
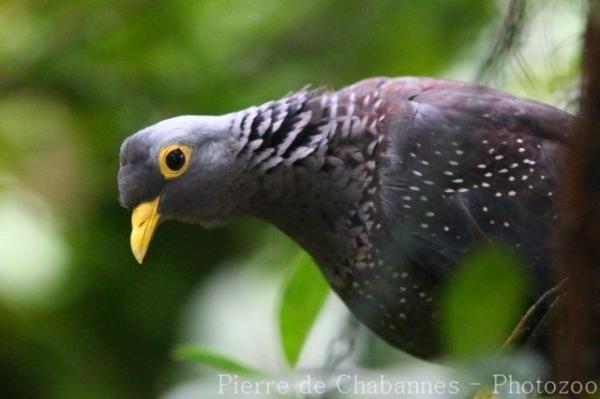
[130,237,148,264]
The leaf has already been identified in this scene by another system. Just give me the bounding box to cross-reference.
[278,251,330,367]
[173,345,262,376]
[440,242,528,358]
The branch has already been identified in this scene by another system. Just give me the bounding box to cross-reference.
[554,0,600,388]
[476,0,528,84]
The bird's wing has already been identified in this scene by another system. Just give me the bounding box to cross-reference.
[375,78,572,295]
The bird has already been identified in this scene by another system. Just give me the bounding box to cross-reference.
[117,77,573,360]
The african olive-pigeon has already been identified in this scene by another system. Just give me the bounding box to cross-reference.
[117,77,572,359]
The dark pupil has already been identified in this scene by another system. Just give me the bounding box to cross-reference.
[166,148,185,171]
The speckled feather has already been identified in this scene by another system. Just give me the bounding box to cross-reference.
[227,77,571,358]
[119,76,573,360]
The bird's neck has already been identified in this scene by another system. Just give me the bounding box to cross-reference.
[229,89,389,288]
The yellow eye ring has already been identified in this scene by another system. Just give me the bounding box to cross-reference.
[158,144,192,179]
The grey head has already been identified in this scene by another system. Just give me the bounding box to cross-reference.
[117,114,252,262]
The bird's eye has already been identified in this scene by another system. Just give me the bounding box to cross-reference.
[166,149,185,170]
[158,144,192,179]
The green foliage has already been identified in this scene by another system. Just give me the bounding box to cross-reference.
[173,345,262,376]
[278,252,330,367]
[0,1,499,397]
[440,243,528,358]
[173,249,330,372]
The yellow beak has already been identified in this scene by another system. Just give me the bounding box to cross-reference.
[130,197,161,264]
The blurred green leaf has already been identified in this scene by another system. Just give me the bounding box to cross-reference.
[441,242,528,358]
[278,252,329,367]
[173,344,262,376]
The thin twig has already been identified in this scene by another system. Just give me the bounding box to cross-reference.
[476,0,528,84]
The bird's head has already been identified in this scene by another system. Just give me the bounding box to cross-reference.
[117,114,249,263]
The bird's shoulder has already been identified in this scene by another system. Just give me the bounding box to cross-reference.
[338,77,571,291]
[333,76,573,143]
